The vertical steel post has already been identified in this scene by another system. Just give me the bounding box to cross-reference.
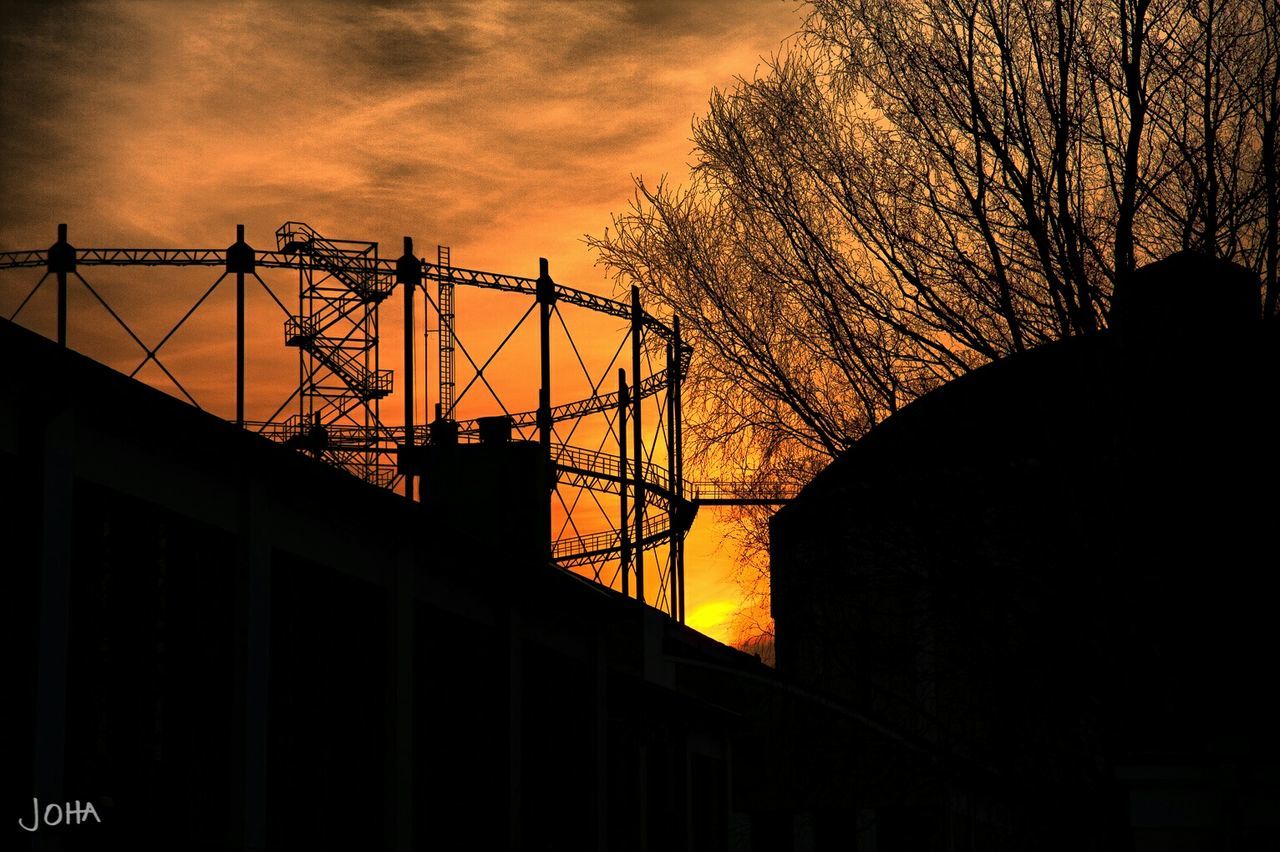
[403,273,414,499]
[371,250,381,483]
[298,262,305,427]
[674,317,685,623]
[399,237,418,501]
[537,258,555,560]
[666,339,677,618]
[226,224,254,429]
[49,223,74,347]
[430,258,435,432]
[619,368,630,598]
[236,225,245,428]
[631,285,645,604]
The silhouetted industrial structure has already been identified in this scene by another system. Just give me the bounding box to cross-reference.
[771,253,1280,848]
[1,223,798,625]
[3,222,800,852]
[11,229,1272,850]
[5,316,810,851]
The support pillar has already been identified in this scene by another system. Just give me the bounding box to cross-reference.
[537,258,556,560]
[619,369,630,598]
[46,223,76,347]
[631,286,645,604]
[226,225,256,429]
[673,317,685,623]
[397,237,421,501]
[666,338,678,619]
[237,270,244,427]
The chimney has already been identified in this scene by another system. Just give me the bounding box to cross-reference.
[1111,251,1260,347]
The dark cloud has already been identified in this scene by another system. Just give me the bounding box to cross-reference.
[0,0,798,261]
[333,3,488,87]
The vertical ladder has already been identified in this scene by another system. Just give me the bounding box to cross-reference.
[437,245,455,419]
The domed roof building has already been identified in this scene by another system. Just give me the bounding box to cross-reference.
[769,253,1279,849]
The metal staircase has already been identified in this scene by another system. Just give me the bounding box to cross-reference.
[277,222,394,482]
[284,316,392,401]
[277,221,392,302]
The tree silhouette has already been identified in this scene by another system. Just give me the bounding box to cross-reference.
[588,0,1278,632]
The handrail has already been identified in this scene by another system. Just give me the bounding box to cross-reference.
[275,222,391,302]
[689,480,798,505]
[552,515,671,565]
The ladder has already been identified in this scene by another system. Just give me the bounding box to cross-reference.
[437,245,455,419]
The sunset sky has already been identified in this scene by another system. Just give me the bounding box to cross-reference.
[0,0,803,644]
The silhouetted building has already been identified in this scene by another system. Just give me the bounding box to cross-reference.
[11,252,1277,852]
[770,253,1280,849]
[5,316,837,852]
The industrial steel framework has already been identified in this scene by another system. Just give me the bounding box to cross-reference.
[277,222,394,486]
[1,222,797,622]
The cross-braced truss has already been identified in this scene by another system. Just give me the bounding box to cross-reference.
[1,222,799,623]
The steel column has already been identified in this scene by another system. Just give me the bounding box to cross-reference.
[537,258,555,560]
[538,258,553,454]
[430,255,435,434]
[48,223,74,347]
[236,226,245,428]
[674,317,685,623]
[225,223,256,429]
[666,339,677,618]
[404,270,413,499]
[631,285,645,604]
[619,368,630,598]
[398,237,419,501]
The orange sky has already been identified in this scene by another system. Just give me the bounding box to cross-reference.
[0,0,803,645]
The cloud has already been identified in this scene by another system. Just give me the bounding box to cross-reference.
[1,0,798,254]
[0,0,800,636]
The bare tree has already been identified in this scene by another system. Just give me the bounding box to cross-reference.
[1263,0,1280,316]
[588,0,1278,639]
[1137,0,1278,271]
